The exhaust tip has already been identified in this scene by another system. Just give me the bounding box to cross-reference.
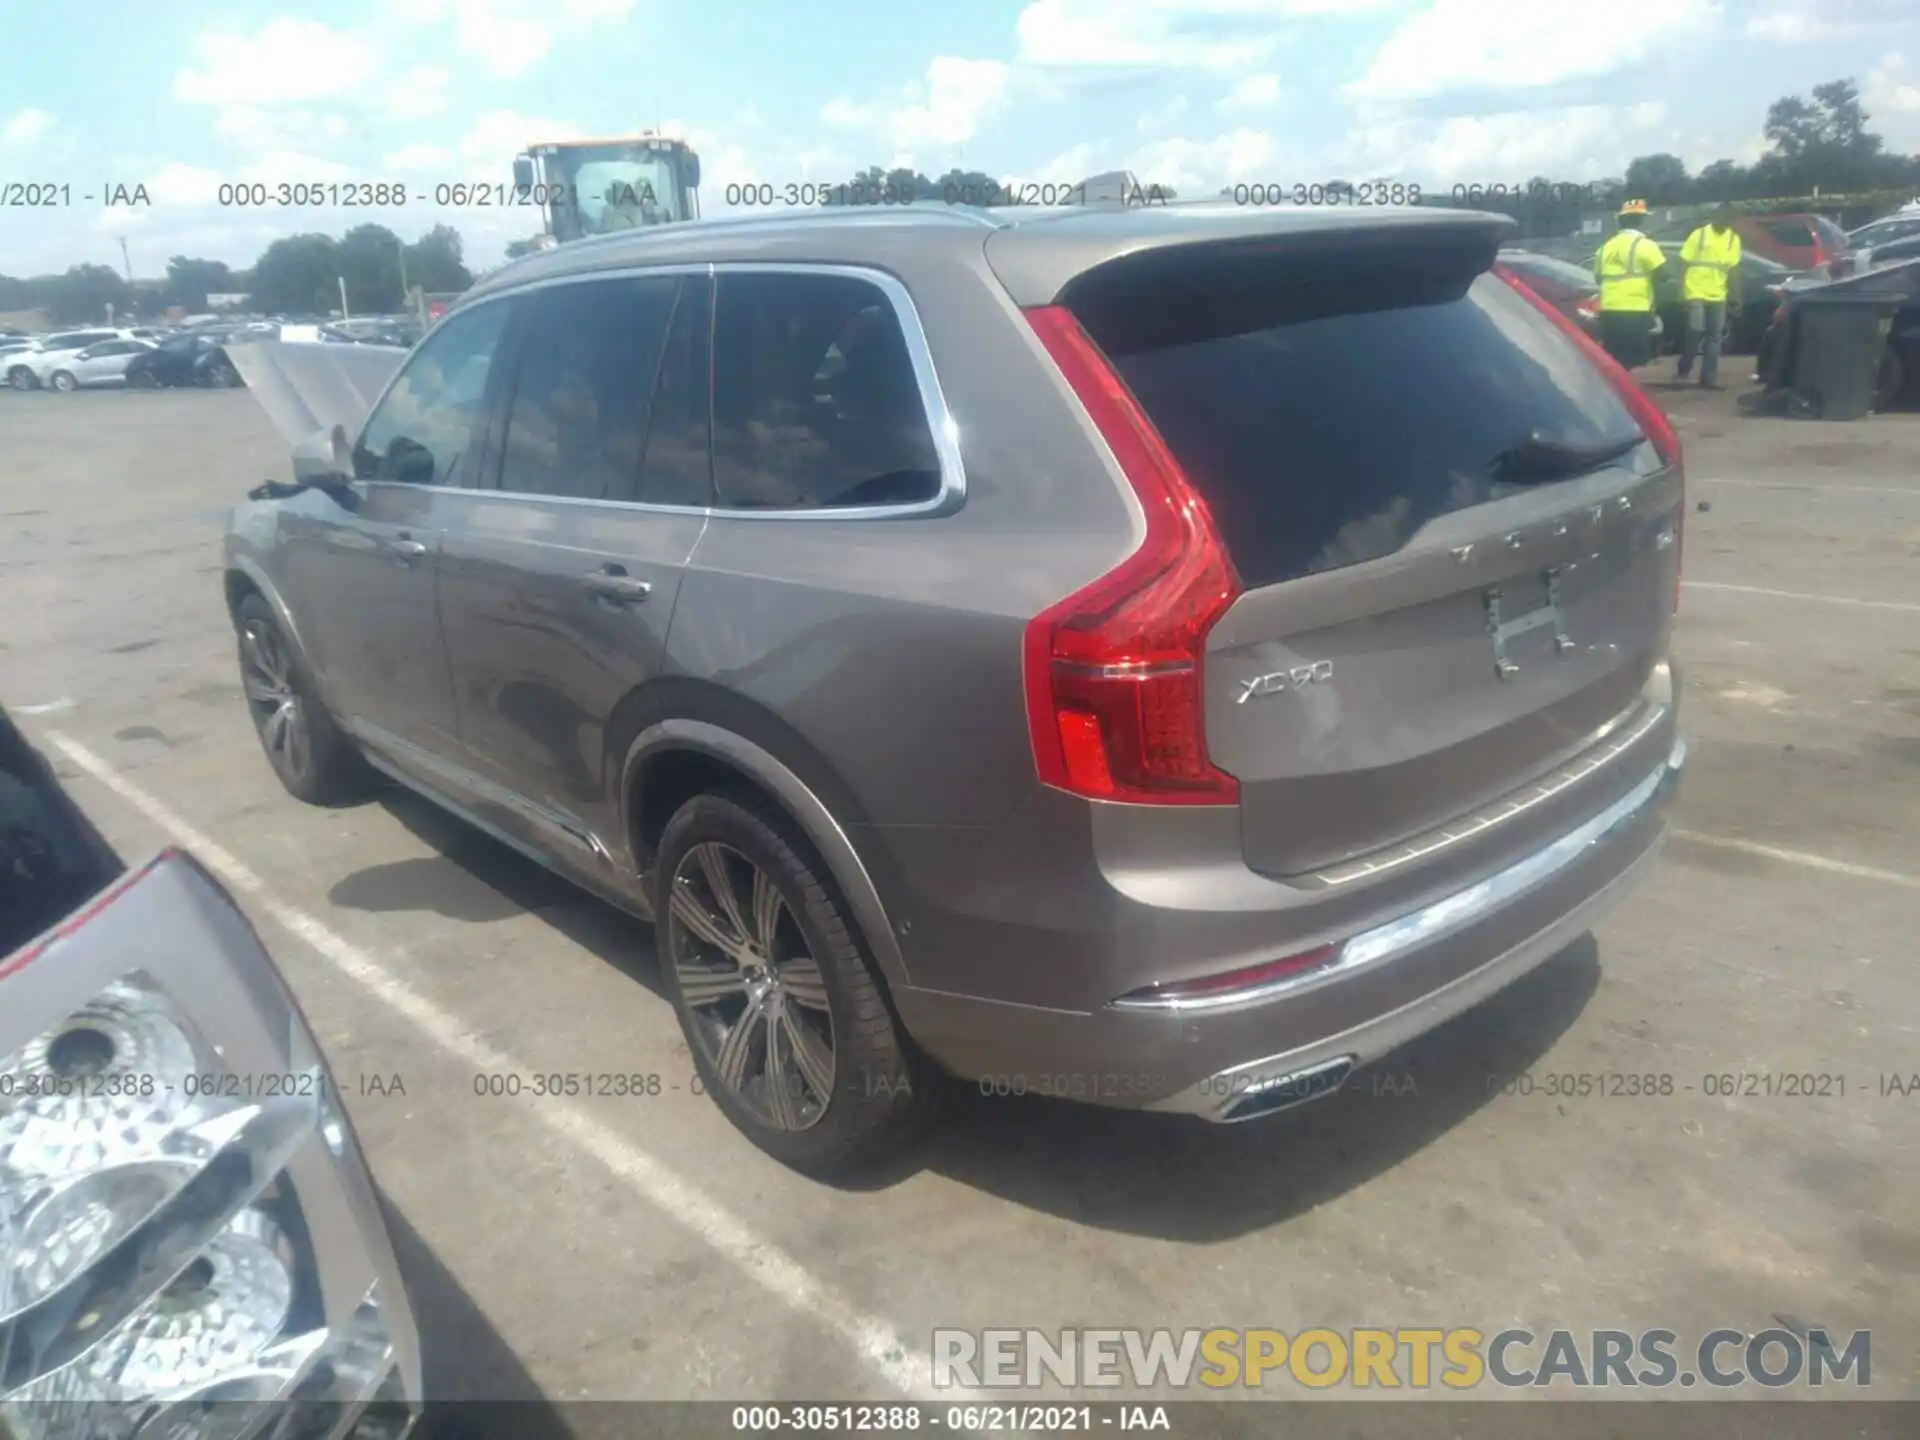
[1219,1055,1355,1122]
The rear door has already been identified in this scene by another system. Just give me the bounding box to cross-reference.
[437,271,711,852]
[1066,238,1680,878]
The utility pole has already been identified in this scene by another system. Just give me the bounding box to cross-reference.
[397,238,409,313]
[338,275,350,321]
[119,238,133,281]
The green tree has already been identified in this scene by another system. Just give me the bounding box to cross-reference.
[823,165,935,204]
[337,223,407,313]
[1623,153,1691,204]
[404,223,473,292]
[931,167,1001,204]
[163,256,237,312]
[251,234,341,314]
[46,264,131,324]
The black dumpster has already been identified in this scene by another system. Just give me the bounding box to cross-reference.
[1776,289,1903,420]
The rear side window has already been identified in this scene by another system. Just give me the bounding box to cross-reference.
[710,271,942,511]
[1073,258,1642,589]
[1813,216,1851,250]
[1764,220,1816,247]
[494,275,679,503]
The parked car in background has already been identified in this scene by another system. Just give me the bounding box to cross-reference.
[1858,231,1920,274]
[1495,249,1601,338]
[221,203,1686,1174]
[37,337,157,391]
[123,331,244,389]
[0,702,424,1432]
[6,329,134,390]
[1848,203,1920,268]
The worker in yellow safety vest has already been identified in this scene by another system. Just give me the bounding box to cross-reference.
[1594,199,1667,370]
[1676,204,1744,389]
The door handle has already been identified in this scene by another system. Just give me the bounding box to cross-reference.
[389,536,429,561]
[583,567,652,605]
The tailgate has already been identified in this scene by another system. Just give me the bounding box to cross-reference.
[1064,232,1680,878]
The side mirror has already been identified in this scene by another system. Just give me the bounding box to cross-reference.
[512,155,535,197]
[292,424,355,488]
[683,152,701,191]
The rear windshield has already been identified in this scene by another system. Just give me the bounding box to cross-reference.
[1074,259,1643,589]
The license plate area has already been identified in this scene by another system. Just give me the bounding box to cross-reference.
[1485,569,1573,679]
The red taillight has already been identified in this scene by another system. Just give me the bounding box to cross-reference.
[1021,305,1242,805]
[1494,265,1684,611]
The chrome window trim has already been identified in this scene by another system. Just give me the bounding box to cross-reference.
[408,261,966,522]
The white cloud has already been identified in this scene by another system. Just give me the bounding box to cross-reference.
[173,19,380,107]
[1016,0,1405,72]
[823,57,1015,152]
[1352,0,1721,100]
[1219,74,1282,111]
[3,108,53,147]
[1335,101,1672,180]
[384,66,454,121]
[1748,1,1917,41]
[1138,95,1191,133]
[388,0,636,75]
[1011,142,1101,185]
[147,163,225,207]
[1124,128,1279,192]
[1867,53,1920,115]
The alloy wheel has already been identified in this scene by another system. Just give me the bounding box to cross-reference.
[667,841,836,1131]
[240,620,310,782]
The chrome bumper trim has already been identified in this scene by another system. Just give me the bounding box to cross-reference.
[1312,694,1671,890]
[1114,736,1684,1017]
[1148,738,1684,1119]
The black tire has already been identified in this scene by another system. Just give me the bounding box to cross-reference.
[128,370,158,390]
[10,366,38,391]
[654,791,933,1176]
[49,371,76,393]
[214,362,241,388]
[233,594,367,804]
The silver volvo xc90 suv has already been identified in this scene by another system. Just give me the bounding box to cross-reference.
[223,201,1686,1174]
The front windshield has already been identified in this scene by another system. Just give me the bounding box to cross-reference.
[545,144,688,238]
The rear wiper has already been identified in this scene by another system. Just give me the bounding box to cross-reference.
[1489,430,1643,485]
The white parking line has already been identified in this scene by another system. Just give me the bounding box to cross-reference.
[46,732,944,1404]
[1682,580,1920,613]
[1670,829,1920,891]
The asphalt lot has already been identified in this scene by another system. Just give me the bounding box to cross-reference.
[3,373,1917,1420]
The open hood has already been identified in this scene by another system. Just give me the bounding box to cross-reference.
[223,339,410,450]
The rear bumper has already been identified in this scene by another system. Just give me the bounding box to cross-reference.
[890,735,1683,1120]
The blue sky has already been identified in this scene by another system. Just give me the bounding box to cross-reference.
[4,0,1919,276]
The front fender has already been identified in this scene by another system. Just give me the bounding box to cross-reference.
[222,545,336,712]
